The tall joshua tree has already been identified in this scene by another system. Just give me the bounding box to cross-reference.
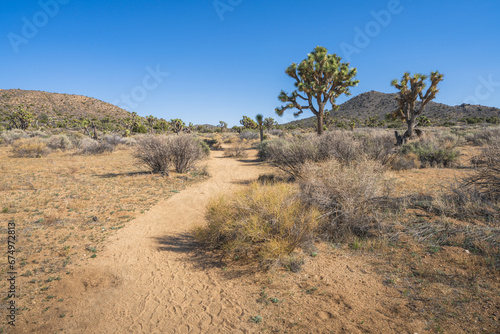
[391,71,444,144]
[276,46,358,135]
[255,114,264,142]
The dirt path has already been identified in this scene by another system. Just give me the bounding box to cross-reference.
[36,150,267,334]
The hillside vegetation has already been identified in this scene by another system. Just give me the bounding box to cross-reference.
[285,90,500,129]
[0,89,130,123]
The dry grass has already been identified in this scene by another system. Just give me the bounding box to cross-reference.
[0,146,207,321]
[194,182,320,270]
[10,137,49,157]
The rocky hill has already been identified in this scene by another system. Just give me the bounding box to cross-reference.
[0,89,131,122]
[285,90,500,128]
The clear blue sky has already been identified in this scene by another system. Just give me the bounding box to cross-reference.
[1,0,499,126]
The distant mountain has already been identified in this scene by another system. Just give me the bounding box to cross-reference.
[284,90,500,128]
[0,89,131,122]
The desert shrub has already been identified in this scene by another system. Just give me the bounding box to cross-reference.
[299,159,386,240]
[46,134,72,151]
[169,134,204,173]
[263,137,319,178]
[223,144,247,158]
[194,182,320,268]
[267,129,283,137]
[465,140,500,201]
[465,127,500,146]
[103,133,127,147]
[203,138,223,150]
[357,131,396,166]
[134,135,172,174]
[318,131,361,164]
[400,139,459,168]
[78,138,114,155]
[257,140,272,161]
[11,137,48,158]
[198,140,211,157]
[120,136,137,146]
[1,129,29,145]
[389,152,420,171]
[239,130,259,141]
[29,130,49,138]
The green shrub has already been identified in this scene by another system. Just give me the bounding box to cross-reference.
[400,139,459,168]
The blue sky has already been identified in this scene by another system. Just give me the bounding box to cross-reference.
[1,0,499,126]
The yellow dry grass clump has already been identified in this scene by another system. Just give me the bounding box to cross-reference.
[195,182,320,268]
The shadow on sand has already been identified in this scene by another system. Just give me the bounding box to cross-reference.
[154,233,257,279]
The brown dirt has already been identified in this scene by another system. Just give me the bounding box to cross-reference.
[9,148,496,333]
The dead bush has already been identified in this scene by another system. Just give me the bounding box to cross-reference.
[133,135,172,175]
[103,133,127,147]
[465,140,500,201]
[299,159,386,240]
[223,144,248,158]
[357,131,396,166]
[263,137,319,178]
[11,137,49,158]
[78,138,114,155]
[239,130,260,141]
[318,131,361,164]
[465,127,500,146]
[46,134,72,151]
[169,134,205,173]
[1,129,29,145]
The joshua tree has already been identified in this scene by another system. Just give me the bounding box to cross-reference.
[9,105,34,130]
[240,116,258,130]
[170,118,185,134]
[276,46,359,135]
[263,117,278,130]
[146,115,157,134]
[391,71,444,144]
[417,115,431,127]
[218,121,228,132]
[157,118,169,133]
[81,118,99,140]
[255,114,264,142]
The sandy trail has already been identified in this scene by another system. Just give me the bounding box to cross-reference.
[45,150,266,333]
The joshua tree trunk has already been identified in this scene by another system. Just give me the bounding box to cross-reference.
[316,113,323,136]
[259,126,264,142]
